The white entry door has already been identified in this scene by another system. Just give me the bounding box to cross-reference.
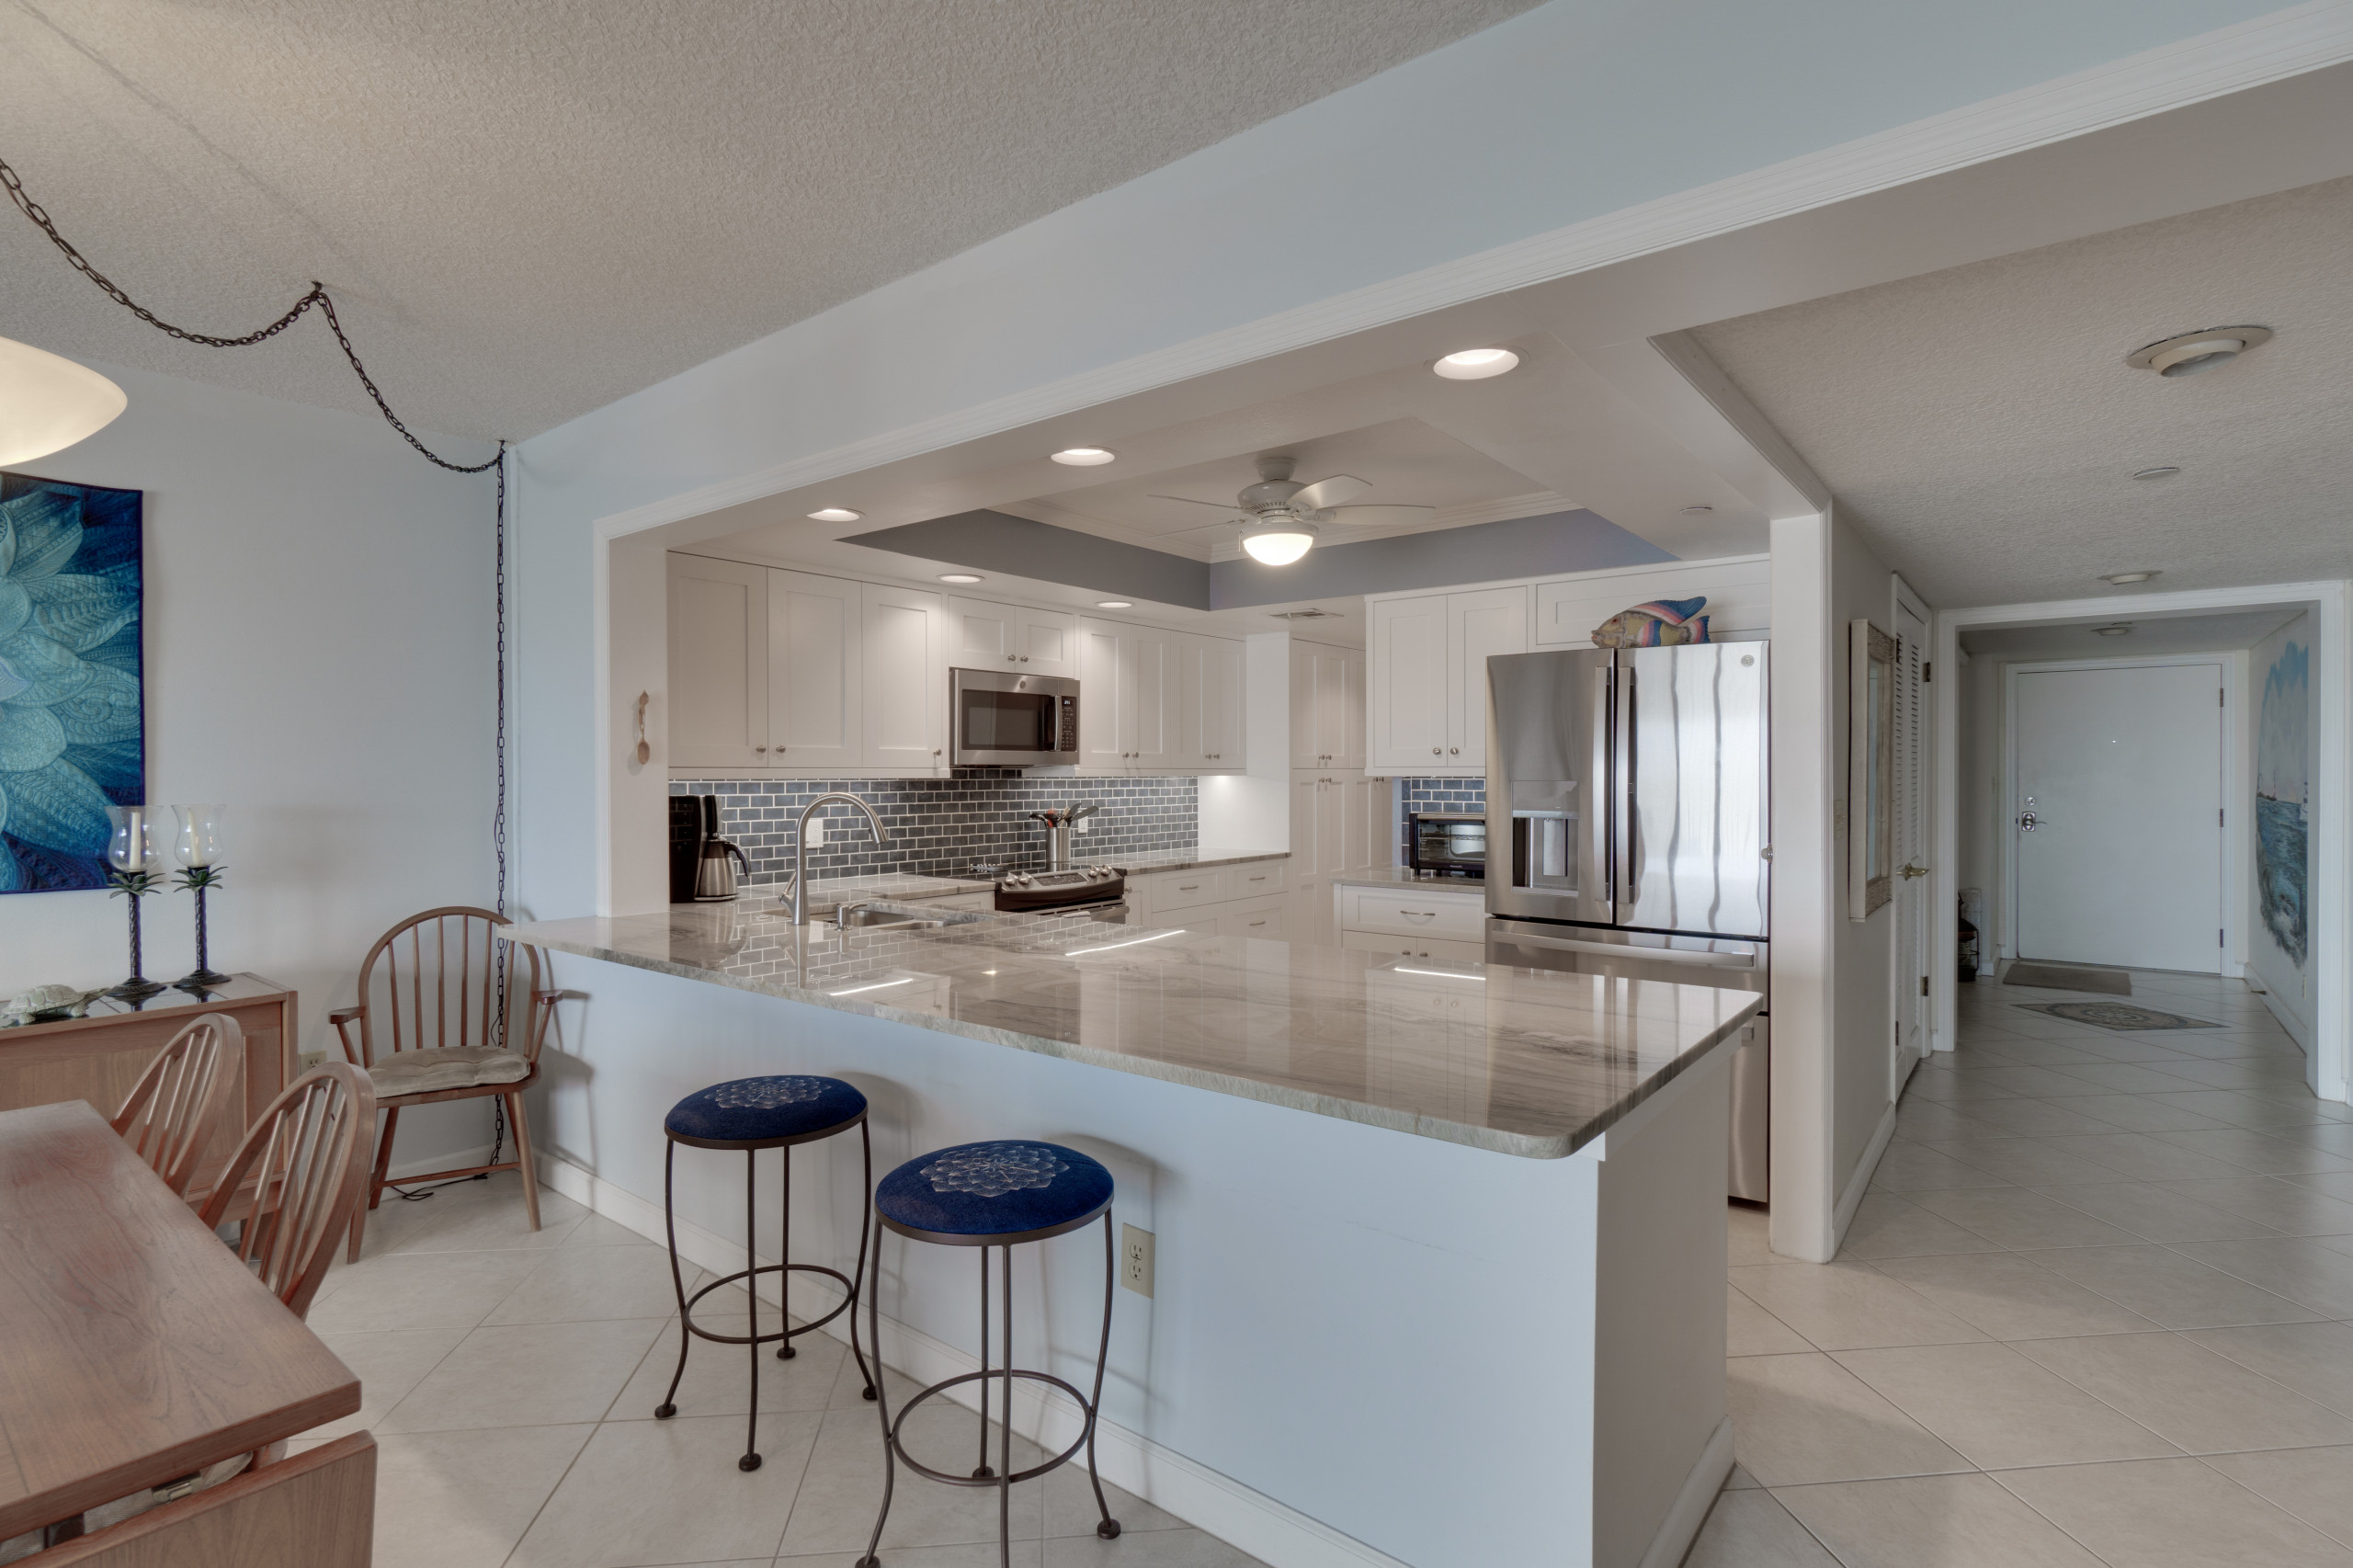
[1893,589,1931,1085]
[2013,660,2225,972]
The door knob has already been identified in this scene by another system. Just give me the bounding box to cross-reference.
[1901,862,1929,879]
[2018,812,2039,832]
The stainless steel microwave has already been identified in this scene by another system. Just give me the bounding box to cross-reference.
[950,668,1080,767]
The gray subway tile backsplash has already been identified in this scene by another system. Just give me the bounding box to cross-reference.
[673,773,1198,884]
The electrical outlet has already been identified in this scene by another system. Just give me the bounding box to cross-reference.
[806,817,825,846]
[1120,1223,1154,1297]
[1076,815,1091,834]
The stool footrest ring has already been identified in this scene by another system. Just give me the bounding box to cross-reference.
[884,1368,1097,1488]
[683,1262,857,1346]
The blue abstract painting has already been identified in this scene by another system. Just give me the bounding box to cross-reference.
[0,472,144,893]
[2256,636,2308,967]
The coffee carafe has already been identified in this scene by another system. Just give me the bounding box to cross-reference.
[692,801,752,902]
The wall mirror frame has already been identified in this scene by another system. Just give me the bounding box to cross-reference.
[1849,619,1895,920]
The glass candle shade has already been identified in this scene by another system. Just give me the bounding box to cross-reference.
[106,806,158,874]
[173,804,226,868]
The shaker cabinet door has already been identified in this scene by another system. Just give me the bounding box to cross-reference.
[860,584,947,770]
[667,553,768,768]
[1447,587,1529,773]
[1368,597,1449,770]
[769,571,862,769]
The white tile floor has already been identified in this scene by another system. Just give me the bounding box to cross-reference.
[1690,968,2353,1567]
[301,1177,1263,1568]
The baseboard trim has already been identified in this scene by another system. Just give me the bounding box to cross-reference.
[536,1154,1415,1568]
[1833,1099,1902,1252]
[1639,1417,1735,1568]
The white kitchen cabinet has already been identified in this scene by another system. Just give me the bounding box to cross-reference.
[947,597,1078,678]
[667,554,770,768]
[1216,900,1288,939]
[1077,619,1125,771]
[861,584,948,771]
[768,570,862,770]
[1289,769,1387,945]
[1289,642,1364,768]
[1129,628,1176,769]
[1126,859,1290,931]
[1339,883,1486,943]
[1366,587,1527,774]
[1341,930,1487,965]
[1075,619,1192,773]
[1176,633,1245,771]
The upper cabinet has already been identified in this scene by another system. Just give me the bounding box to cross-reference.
[860,584,948,771]
[1289,642,1364,769]
[947,597,1078,678]
[1532,556,1770,648]
[670,554,1243,778]
[1366,587,1528,775]
[768,570,862,770]
[667,555,770,768]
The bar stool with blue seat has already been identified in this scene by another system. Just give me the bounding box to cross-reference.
[654,1074,876,1471]
[857,1140,1121,1568]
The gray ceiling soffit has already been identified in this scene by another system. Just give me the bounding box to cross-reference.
[849,506,1677,610]
[1208,510,1675,607]
[843,511,1213,607]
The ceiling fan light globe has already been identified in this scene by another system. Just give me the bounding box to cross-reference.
[0,336,126,466]
[1241,525,1316,566]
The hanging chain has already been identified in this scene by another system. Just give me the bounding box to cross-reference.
[1,153,501,473]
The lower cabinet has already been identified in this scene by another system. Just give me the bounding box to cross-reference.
[1126,861,1290,934]
[1336,883,1486,963]
[1338,930,1486,964]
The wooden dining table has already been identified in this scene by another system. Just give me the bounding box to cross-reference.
[0,1099,359,1542]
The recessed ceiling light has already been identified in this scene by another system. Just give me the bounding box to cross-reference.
[2131,466,2180,481]
[1679,505,1714,515]
[807,506,862,522]
[1433,347,1519,381]
[2126,325,2273,378]
[938,573,983,585]
[1051,447,1116,466]
[1095,599,1134,609]
[2101,570,2160,585]
[2093,623,2135,637]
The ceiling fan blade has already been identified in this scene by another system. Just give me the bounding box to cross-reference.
[1150,493,1247,512]
[1290,474,1371,511]
[1325,504,1437,526]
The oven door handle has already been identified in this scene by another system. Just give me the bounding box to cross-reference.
[1498,931,1756,969]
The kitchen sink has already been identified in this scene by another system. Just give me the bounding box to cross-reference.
[828,903,990,930]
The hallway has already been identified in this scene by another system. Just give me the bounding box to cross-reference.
[1696,969,2353,1565]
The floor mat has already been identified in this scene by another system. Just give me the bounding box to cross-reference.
[2001,960,2131,994]
[2016,1000,2221,1031]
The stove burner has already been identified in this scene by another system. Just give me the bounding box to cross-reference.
[994,864,1125,914]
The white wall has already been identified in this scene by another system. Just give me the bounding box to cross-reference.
[1829,517,1899,1208]
[4,362,500,1173]
[2250,612,2316,1043]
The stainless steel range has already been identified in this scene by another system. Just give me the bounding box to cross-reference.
[994,865,1129,921]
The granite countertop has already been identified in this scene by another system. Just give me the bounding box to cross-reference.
[1112,848,1288,876]
[505,902,1757,1160]
[1333,869,1484,891]
[732,852,1289,915]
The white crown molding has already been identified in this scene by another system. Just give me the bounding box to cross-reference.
[592,2,2353,547]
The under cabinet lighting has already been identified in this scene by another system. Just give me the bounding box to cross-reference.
[1051,447,1117,466]
[1432,347,1519,381]
[808,506,862,522]
[1065,929,1185,957]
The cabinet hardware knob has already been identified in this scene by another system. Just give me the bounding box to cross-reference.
[1007,654,1017,662]
[1432,747,1441,755]
[1449,747,1459,755]
[933,749,941,756]
[1020,656,1029,663]
[755,744,767,753]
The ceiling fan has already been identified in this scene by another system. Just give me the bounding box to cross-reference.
[1152,456,1433,564]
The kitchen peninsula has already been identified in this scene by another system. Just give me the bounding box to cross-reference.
[506,891,1757,1568]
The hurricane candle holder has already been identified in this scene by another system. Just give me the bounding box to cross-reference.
[105,806,166,1001]
[171,804,231,991]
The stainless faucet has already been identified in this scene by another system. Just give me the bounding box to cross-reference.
[786,792,891,925]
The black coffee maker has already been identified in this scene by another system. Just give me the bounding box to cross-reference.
[668,797,748,903]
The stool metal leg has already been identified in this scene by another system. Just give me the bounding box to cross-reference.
[847,1121,878,1402]
[1088,1213,1120,1539]
[740,1149,763,1471]
[777,1141,797,1359]
[857,1221,893,1568]
[998,1242,1013,1568]
[654,1141,689,1419]
[973,1247,994,1479]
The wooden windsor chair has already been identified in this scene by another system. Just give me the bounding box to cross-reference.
[331,906,560,1262]
[110,1013,243,1199]
[198,1062,376,1323]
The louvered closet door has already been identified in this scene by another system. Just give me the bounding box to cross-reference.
[1893,593,1930,1085]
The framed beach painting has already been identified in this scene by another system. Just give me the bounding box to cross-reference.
[0,472,144,892]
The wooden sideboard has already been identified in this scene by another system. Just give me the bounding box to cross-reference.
[0,975,296,1187]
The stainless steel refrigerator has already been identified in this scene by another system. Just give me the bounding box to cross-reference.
[1483,642,1772,1201]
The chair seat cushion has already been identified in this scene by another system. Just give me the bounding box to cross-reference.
[366,1047,532,1098]
[664,1074,867,1146]
[876,1141,1113,1240]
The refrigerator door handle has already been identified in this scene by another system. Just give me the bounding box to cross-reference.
[1592,663,1613,920]
[1500,930,1757,969]
[1613,662,1636,914]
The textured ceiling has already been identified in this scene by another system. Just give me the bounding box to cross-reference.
[1689,176,2353,608]
[1961,607,2306,662]
[0,0,1539,441]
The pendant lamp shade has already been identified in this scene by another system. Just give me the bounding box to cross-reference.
[0,336,126,466]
